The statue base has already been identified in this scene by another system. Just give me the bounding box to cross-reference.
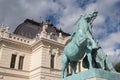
[62,69,120,80]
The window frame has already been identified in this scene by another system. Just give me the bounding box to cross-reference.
[18,56,24,70]
[50,55,55,69]
[10,54,17,68]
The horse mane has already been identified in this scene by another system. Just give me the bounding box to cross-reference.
[75,15,83,25]
[71,15,83,40]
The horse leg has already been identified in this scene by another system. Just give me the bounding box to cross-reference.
[105,57,116,72]
[62,54,69,78]
[96,49,105,69]
[86,48,93,69]
[70,61,77,74]
[86,38,94,69]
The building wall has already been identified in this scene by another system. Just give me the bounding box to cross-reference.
[39,44,61,80]
[0,25,85,80]
[0,30,31,80]
[0,46,12,68]
[0,45,3,64]
[29,39,63,80]
[0,43,31,71]
[30,43,43,80]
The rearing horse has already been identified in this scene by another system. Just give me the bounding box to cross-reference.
[62,12,98,78]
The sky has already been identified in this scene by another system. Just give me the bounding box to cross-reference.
[0,0,120,65]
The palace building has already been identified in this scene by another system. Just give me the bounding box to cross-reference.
[0,19,84,80]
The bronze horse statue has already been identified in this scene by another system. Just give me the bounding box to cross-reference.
[62,11,115,78]
[62,11,98,78]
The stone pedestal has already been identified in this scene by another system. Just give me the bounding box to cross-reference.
[87,78,106,80]
[62,69,120,80]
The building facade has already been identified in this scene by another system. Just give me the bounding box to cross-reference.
[0,19,83,80]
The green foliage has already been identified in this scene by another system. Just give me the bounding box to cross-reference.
[114,62,120,72]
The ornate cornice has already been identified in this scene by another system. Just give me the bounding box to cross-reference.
[32,38,64,48]
[0,38,32,53]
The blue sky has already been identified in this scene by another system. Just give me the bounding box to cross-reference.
[0,0,120,65]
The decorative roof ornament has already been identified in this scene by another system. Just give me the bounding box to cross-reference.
[59,27,62,32]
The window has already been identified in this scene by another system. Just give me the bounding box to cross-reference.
[50,55,55,68]
[18,56,24,70]
[10,54,17,68]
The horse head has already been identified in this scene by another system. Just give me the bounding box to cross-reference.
[85,11,98,23]
[76,11,98,26]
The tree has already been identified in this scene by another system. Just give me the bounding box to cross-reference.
[114,62,120,72]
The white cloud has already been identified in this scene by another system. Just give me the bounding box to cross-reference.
[0,0,119,33]
[100,32,120,50]
[0,0,120,64]
[58,10,83,33]
[105,49,120,65]
[0,0,61,32]
[94,15,105,25]
[99,32,120,65]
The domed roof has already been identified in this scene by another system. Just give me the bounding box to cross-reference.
[14,19,70,39]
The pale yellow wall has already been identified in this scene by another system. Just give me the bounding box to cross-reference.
[2,76,29,80]
[0,67,29,80]
[30,44,43,80]
[41,45,50,68]
[30,45,43,70]
[0,47,12,68]
[0,46,30,71]
[29,68,41,80]
[0,46,2,61]
[55,54,62,70]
